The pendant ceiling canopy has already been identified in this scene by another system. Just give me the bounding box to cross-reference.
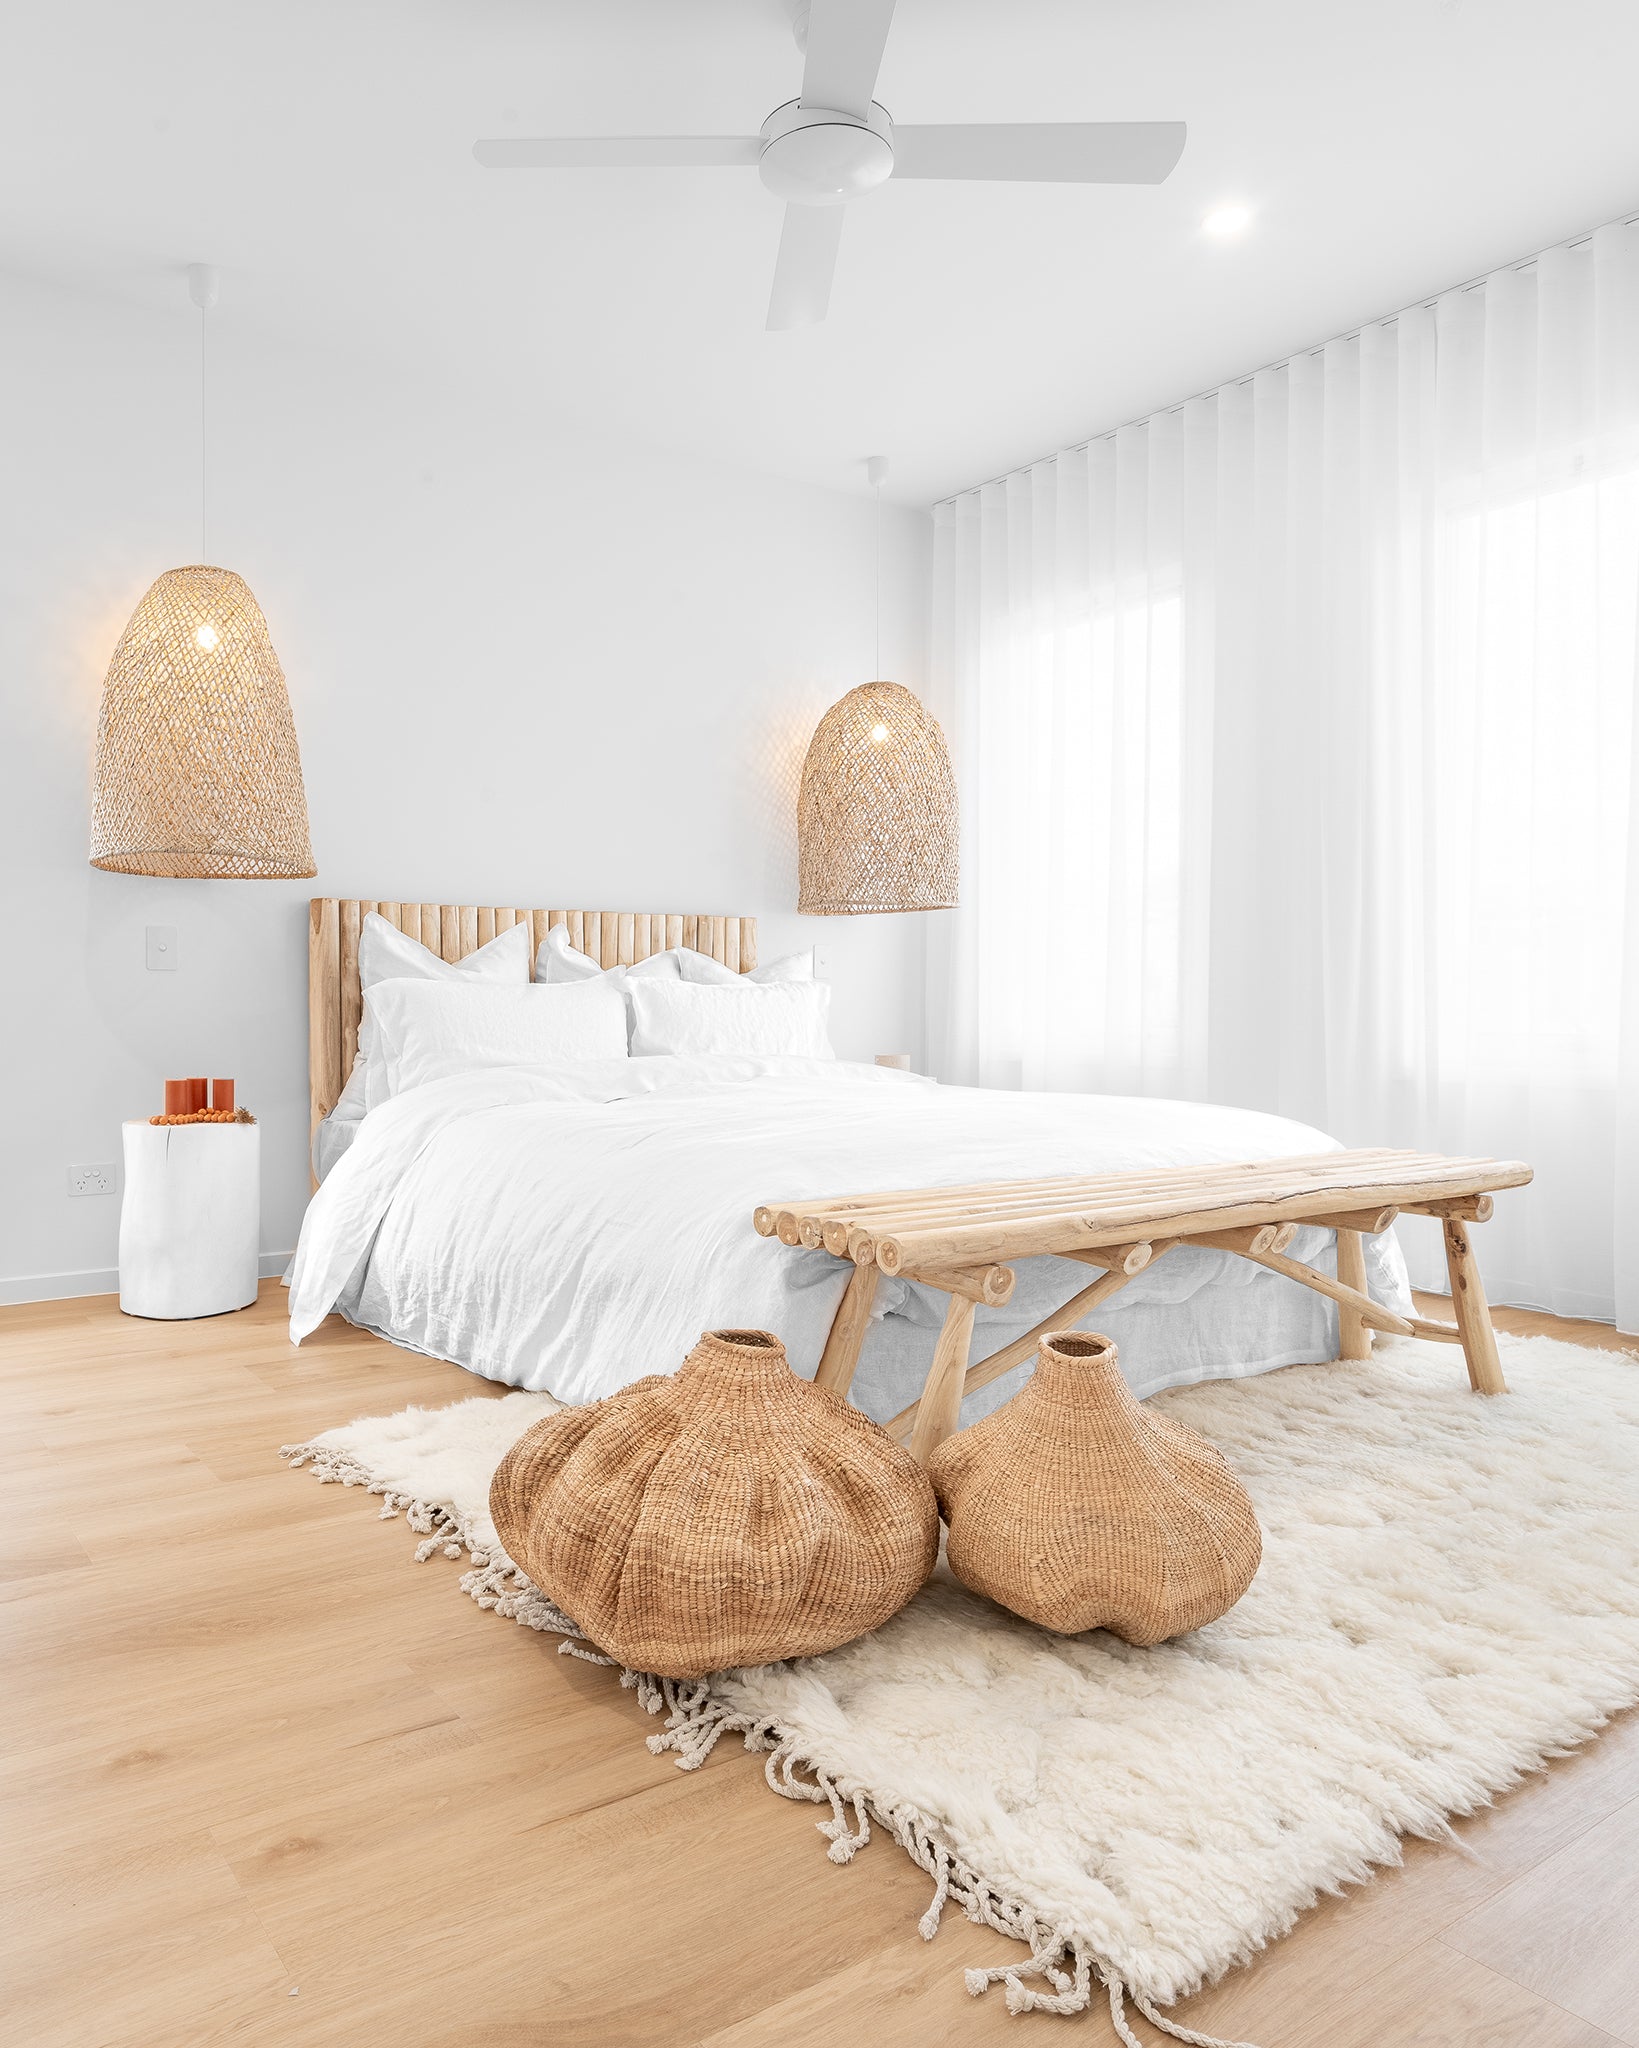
[797,679,958,915]
[89,565,315,880]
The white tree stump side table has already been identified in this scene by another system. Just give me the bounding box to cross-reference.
[119,1120,260,1319]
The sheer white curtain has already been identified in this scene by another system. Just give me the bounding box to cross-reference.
[929,220,1639,1327]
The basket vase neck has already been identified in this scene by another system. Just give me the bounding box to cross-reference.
[677,1331,799,1413]
[1027,1341,1139,1421]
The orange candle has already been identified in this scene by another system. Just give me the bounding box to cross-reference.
[187,1076,207,1112]
[164,1078,188,1115]
[211,1078,235,1114]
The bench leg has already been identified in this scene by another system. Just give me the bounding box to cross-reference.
[1335,1227,1371,1360]
[909,1293,978,1465]
[814,1263,879,1399]
[1442,1217,1508,1394]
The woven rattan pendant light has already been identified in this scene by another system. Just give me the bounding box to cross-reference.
[88,266,315,881]
[796,459,957,915]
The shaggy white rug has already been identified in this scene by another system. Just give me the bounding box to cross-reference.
[283,1335,1639,2045]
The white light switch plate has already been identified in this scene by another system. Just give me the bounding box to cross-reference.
[146,925,177,971]
[68,1163,116,1196]
[812,946,832,980]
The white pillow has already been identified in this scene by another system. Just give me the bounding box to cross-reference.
[331,914,532,1121]
[675,945,814,986]
[364,978,628,1105]
[534,923,684,986]
[627,980,834,1059]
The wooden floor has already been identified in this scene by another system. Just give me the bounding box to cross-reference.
[3,1286,1636,2048]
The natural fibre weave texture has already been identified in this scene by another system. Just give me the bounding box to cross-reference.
[797,680,958,914]
[931,1330,1262,1642]
[490,1329,938,1679]
[283,1334,1639,2035]
[90,564,315,879]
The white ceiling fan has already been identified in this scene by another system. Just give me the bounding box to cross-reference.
[473,0,1186,332]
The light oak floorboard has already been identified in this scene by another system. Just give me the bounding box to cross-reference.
[1,1283,1633,2047]
[1439,1796,1639,2045]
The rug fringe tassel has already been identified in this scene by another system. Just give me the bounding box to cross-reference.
[1127,1988,1266,2047]
[280,1441,1264,2045]
[960,1948,1262,2046]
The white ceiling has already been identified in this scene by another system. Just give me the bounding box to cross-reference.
[4,0,1638,506]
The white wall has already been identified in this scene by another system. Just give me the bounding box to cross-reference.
[0,270,931,1301]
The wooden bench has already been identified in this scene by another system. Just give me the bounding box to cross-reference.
[753,1148,1532,1463]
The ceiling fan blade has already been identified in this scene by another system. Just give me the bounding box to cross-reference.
[766,204,845,331]
[473,137,761,169]
[892,121,1187,185]
[800,0,897,119]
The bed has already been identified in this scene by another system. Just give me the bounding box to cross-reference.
[291,898,1413,1427]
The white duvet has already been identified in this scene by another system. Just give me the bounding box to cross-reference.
[288,1056,1412,1424]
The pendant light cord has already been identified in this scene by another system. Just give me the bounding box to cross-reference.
[199,297,208,564]
[187,264,218,565]
[873,477,881,681]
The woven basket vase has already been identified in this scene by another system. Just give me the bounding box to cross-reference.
[490,1329,939,1680]
[928,1331,1262,1645]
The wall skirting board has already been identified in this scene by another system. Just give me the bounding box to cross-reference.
[0,1251,293,1308]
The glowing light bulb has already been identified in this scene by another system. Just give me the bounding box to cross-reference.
[1202,202,1252,240]
[195,623,220,651]
[870,722,890,744]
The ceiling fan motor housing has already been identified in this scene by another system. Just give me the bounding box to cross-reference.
[758,100,894,206]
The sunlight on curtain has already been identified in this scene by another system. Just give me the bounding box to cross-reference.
[928,417,1215,1099]
[929,221,1639,1326]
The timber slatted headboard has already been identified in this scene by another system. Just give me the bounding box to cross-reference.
[308,899,759,1146]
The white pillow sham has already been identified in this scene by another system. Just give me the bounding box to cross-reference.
[676,945,814,986]
[534,923,684,987]
[537,924,814,990]
[363,978,627,1105]
[627,979,834,1059]
[331,913,532,1122]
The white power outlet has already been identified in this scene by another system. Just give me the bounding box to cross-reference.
[67,1163,116,1197]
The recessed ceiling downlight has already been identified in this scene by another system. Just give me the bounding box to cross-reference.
[1203,202,1253,239]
